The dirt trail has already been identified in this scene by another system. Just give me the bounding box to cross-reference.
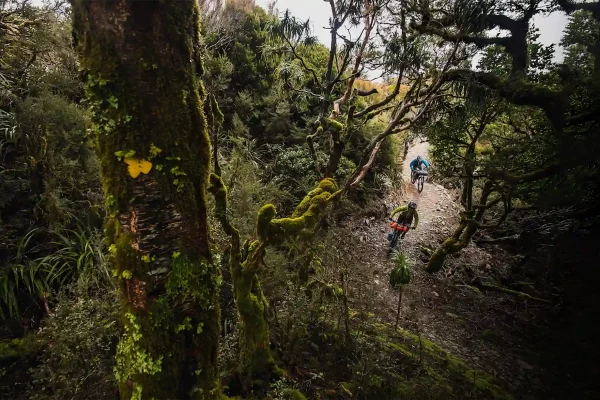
[397,140,462,253]
[346,140,545,397]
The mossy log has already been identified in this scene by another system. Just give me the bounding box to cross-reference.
[71,1,223,398]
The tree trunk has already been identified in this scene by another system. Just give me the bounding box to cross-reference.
[403,138,410,161]
[425,221,473,273]
[209,175,279,391]
[325,140,346,178]
[71,1,222,398]
[426,182,494,273]
[232,259,279,389]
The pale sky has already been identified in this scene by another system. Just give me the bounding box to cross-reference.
[256,0,568,67]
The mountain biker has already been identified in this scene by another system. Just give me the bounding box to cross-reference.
[389,201,419,239]
[410,155,430,172]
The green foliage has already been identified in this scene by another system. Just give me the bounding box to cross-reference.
[0,225,111,319]
[477,28,555,81]
[280,388,308,400]
[561,10,599,48]
[390,252,411,288]
[0,335,42,399]
[27,290,120,400]
[217,146,292,238]
[1,1,102,320]
[271,144,354,199]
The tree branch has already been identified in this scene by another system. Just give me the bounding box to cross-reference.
[330,0,377,118]
[282,34,321,86]
[441,69,565,126]
[486,161,562,185]
[557,0,600,14]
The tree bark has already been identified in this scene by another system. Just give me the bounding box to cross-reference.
[209,175,279,391]
[233,244,280,390]
[71,1,222,398]
[426,182,494,273]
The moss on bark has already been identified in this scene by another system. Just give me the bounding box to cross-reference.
[209,175,280,391]
[211,177,341,390]
[264,179,341,284]
[71,1,223,398]
[426,183,495,273]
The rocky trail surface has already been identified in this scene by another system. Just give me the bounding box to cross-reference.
[345,141,548,399]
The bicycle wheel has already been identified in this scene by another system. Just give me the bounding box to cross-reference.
[417,176,424,192]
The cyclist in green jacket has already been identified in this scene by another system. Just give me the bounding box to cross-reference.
[390,201,419,238]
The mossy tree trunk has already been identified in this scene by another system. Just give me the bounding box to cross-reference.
[210,176,341,390]
[234,242,279,389]
[426,182,497,273]
[209,175,278,391]
[428,105,499,274]
[71,1,223,398]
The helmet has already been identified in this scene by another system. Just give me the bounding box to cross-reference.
[408,201,417,209]
[416,155,422,162]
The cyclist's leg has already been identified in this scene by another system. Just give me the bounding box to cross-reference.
[401,230,407,238]
[400,224,410,238]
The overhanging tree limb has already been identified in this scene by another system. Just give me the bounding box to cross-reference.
[557,0,600,14]
[441,69,566,126]
[413,1,540,74]
[486,161,562,185]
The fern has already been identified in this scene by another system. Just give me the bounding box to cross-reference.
[0,225,113,320]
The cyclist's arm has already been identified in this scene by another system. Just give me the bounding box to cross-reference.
[390,205,408,219]
[412,210,419,228]
[409,160,416,171]
[422,159,430,169]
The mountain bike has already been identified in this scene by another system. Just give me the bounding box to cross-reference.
[410,167,428,193]
[387,217,410,254]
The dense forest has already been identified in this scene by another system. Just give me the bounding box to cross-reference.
[1,0,598,399]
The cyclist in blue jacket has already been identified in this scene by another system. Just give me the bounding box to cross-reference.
[410,155,430,172]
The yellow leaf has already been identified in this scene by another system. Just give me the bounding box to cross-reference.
[124,157,152,178]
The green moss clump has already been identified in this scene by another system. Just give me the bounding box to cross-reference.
[317,177,338,193]
[166,252,220,309]
[325,118,344,132]
[292,178,339,218]
[257,204,277,242]
[260,179,341,244]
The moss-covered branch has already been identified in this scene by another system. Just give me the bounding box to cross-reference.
[208,173,279,391]
[470,280,551,303]
[209,178,341,387]
[485,161,562,185]
[258,178,341,245]
[426,183,496,273]
[557,0,600,72]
